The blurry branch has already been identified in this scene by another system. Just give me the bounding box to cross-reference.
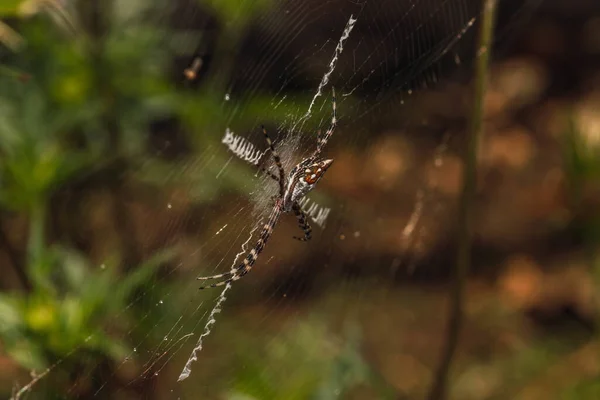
[27,201,47,290]
[426,1,498,400]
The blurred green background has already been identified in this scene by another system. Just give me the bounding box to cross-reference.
[2,0,600,399]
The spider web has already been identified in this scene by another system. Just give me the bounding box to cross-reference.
[9,0,542,398]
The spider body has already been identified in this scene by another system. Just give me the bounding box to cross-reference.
[198,89,337,289]
[283,158,333,211]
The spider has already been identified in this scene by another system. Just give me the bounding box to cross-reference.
[197,89,337,289]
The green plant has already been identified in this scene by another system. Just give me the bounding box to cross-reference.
[0,77,100,210]
[0,4,182,396]
[561,112,600,280]
[0,246,175,371]
[427,1,499,399]
[559,103,600,400]
[562,113,600,209]
[227,318,394,400]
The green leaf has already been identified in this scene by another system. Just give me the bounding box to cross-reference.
[58,248,90,293]
[227,394,261,400]
[6,340,46,370]
[0,1,23,17]
[201,0,274,26]
[0,294,24,333]
[89,331,129,361]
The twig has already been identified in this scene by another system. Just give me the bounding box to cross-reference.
[425,1,498,399]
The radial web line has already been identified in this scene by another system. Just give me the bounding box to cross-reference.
[11,336,93,400]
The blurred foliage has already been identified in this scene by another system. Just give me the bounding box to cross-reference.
[562,379,600,399]
[203,0,273,25]
[0,1,22,17]
[562,114,600,208]
[0,0,341,397]
[558,110,600,399]
[0,78,100,212]
[0,246,175,371]
[0,0,200,396]
[226,318,394,400]
[562,112,600,268]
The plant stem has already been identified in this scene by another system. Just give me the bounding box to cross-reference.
[26,201,48,291]
[425,1,497,399]
[0,221,30,290]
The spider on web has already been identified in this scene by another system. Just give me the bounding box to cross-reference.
[197,89,337,288]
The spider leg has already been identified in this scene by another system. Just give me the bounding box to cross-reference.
[260,167,280,182]
[262,125,286,197]
[312,87,337,159]
[292,202,312,242]
[198,205,282,289]
[196,271,233,281]
[196,252,253,287]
